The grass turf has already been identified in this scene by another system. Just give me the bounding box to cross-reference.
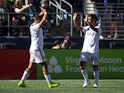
[0,79,124,93]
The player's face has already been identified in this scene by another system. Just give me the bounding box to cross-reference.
[87,16,92,23]
[87,16,95,24]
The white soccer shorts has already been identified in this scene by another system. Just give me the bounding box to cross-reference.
[29,49,47,63]
[80,52,99,65]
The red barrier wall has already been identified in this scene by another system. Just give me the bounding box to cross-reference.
[0,49,36,79]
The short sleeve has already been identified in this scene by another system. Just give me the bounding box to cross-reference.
[82,26,90,33]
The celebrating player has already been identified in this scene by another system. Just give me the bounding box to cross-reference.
[18,6,60,88]
[73,13,100,88]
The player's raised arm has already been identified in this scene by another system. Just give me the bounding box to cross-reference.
[39,7,47,26]
[73,13,82,31]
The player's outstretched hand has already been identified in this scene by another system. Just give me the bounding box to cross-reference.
[84,14,88,22]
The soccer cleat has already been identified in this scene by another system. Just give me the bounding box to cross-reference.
[48,82,60,88]
[93,83,98,88]
[18,81,26,87]
[82,80,90,88]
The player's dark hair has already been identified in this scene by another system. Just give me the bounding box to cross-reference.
[33,14,43,21]
[88,14,97,21]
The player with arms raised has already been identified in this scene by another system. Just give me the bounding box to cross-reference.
[73,13,100,88]
[18,6,60,88]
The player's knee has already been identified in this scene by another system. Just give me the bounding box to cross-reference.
[92,65,99,71]
[43,70,49,74]
[42,67,49,74]
[26,68,31,73]
[80,61,86,66]
[42,62,49,74]
[41,61,47,66]
[80,61,86,70]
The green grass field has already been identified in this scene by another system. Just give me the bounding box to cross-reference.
[0,79,124,93]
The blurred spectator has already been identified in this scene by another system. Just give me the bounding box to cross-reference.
[14,0,32,14]
[0,0,7,24]
[0,0,8,35]
[14,0,35,21]
[23,0,36,22]
[0,0,7,7]
[52,35,72,49]
[10,0,32,36]
[106,0,119,39]
[18,16,29,36]
[7,0,15,11]
[52,40,61,49]
[61,35,72,49]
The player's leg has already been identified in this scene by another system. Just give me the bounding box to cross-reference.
[41,62,51,83]
[92,52,99,88]
[92,65,99,88]
[40,62,60,88]
[80,61,90,88]
[18,62,36,87]
[80,52,90,87]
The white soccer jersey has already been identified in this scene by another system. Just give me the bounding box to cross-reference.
[29,23,43,50]
[81,25,100,53]
[29,23,46,63]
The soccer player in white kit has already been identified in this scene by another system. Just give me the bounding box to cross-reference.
[73,13,100,88]
[18,6,59,88]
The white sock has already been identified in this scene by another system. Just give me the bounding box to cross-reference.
[93,70,99,84]
[81,69,89,81]
[21,70,30,82]
[44,74,51,84]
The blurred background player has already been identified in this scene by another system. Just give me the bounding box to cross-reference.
[18,6,60,88]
